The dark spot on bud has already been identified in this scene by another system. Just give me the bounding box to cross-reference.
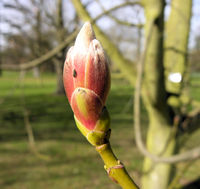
[73,69,77,77]
[102,106,106,112]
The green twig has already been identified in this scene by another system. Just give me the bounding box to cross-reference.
[96,142,139,189]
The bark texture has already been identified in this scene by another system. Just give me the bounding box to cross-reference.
[164,0,192,95]
[141,0,175,188]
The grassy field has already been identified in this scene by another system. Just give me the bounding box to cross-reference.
[0,71,199,189]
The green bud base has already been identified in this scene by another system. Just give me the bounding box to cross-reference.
[74,107,139,188]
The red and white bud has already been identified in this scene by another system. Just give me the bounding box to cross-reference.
[63,22,110,131]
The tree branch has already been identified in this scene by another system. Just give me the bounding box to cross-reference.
[2,1,141,76]
[94,0,143,28]
[3,3,31,15]
[134,19,200,164]
[1,30,78,70]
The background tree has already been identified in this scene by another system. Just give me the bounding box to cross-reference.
[190,35,200,72]
[1,0,78,93]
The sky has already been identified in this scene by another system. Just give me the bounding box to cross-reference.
[190,0,200,48]
[86,0,200,49]
[0,0,200,49]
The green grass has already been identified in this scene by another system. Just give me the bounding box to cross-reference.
[0,71,199,189]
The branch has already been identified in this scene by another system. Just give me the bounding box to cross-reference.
[106,15,143,28]
[2,18,30,36]
[1,30,78,70]
[3,2,40,31]
[2,1,141,74]
[134,20,200,164]
[4,4,30,14]
[96,143,139,189]
[168,161,196,189]
[93,1,143,23]
[19,74,50,161]
[94,0,143,28]
[43,8,57,27]
[0,2,141,72]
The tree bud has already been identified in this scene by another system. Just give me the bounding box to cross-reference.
[63,22,110,144]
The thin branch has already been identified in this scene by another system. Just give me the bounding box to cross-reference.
[43,7,57,27]
[109,16,143,28]
[23,108,36,151]
[1,30,78,70]
[95,0,143,28]
[3,3,31,15]
[19,74,50,161]
[93,1,143,25]
[96,143,139,189]
[168,160,196,189]
[134,20,200,164]
[2,2,141,72]
[2,18,30,37]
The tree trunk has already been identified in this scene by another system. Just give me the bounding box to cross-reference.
[32,4,42,79]
[54,0,65,94]
[141,0,176,188]
[53,58,65,94]
[33,66,40,78]
[164,0,192,95]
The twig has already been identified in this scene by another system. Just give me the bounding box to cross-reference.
[1,30,78,71]
[19,74,50,161]
[96,142,139,189]
[93,1,143,26]
[1,2,142,71]
[167,160,196,189]
[95,0,143,28]
[23,108,36,151]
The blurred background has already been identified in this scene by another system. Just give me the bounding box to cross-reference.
[0,0,200,189]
